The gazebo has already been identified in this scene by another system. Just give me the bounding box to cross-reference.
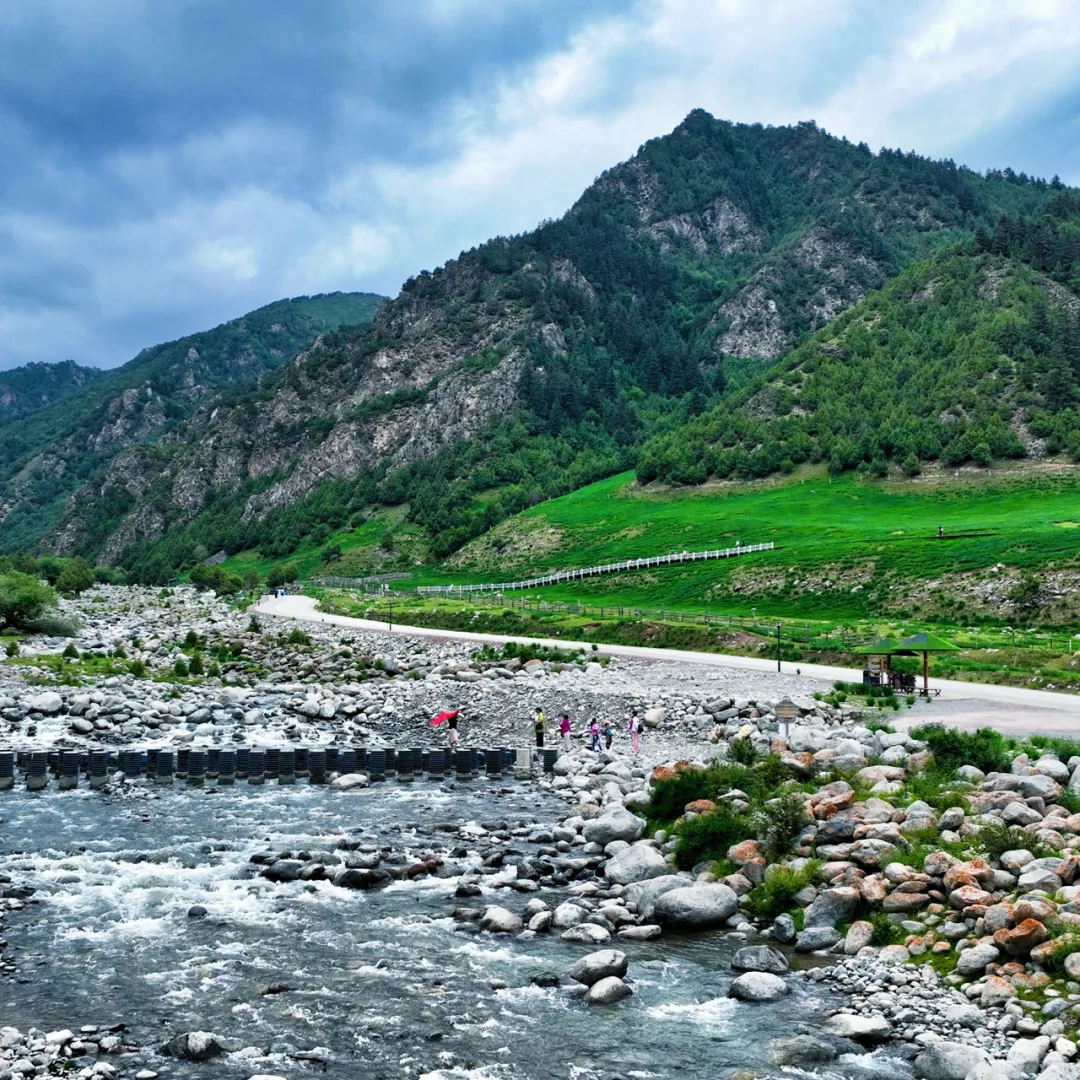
[891,631,959,697]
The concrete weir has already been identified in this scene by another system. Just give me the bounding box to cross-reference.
[1,745,544,793]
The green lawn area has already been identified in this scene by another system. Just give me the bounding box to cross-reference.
[224,464,1080,629]
[410,467,1080,625]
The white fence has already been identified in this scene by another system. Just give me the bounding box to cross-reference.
[415,541,774,596]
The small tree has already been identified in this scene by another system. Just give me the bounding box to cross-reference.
[173,657,189,677]
[56,557,96,596]
[0,572,59,632]
[1009,572,1043,623]
[188,651,205,676]
[243,569,260,593]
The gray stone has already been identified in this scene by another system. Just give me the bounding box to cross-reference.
[823,1014,891,1041]
[730,945,789,974]
[585,976,633,1005]
[569,949,628,987]
[653,884,738,928]
[28,691,62,714]
[728,972,790,1002]
[795,926,842,952]
[766,1035,839,1066]
[913,1041,990,1080]
[163,1032,230,1061]
[561,924,611,944]
[583,808,646,846]
[604,843,668,885]
[479,907,523,934]
[803,886,861,928]
[772,912,796,943]
[956,943,1000,976]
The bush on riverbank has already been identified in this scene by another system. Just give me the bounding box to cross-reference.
[910,723,1012,775]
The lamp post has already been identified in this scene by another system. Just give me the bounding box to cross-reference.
[775,696,798,742]
[776,621,782,672]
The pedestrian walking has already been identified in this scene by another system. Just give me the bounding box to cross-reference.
[558,712,572,751]
[627,709,640,755]
[589,718,601,753]
[533,707,546,749]
[603,721,614,751]
[431,709,461,750]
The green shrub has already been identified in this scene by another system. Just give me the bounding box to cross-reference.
[283,628,311,646]
[650,767,715,823]
[129,658,147,678]
[976,818,1055,862]
[1038,932,1080,976]
[673,806,752,870]
[741,860,821,921]
[911,723,1011,775]
[757,793,810,860]
[173,658,189,677]
[24,613,81,637]
[208,661,222,678]
[63,642,79,659]
[869,911,903,946]
[865,718,896,734]
[188,652,205,676]
[755,753,793,790]
[4,639,18,657]
[728,737,759,766]
[247,615,262,634]
[184,630,200,648]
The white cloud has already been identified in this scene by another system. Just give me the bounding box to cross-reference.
[3,0,1080,369]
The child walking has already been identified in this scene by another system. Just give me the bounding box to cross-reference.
[589,718,601,753]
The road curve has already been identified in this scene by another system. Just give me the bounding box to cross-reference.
[255,594,1080,734]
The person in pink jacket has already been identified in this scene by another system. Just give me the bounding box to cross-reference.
[558,713,572,751]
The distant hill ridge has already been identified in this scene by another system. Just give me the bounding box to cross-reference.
[0,360,104,423]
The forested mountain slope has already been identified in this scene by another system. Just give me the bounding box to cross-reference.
[0,292,383,557]
[637,194,1080,484]
[0,360,104,423]
[0,110,1071,581]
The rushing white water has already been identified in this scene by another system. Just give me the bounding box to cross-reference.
[0,783,914,1079]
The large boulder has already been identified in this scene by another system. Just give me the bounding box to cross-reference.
[605,843,668,885]
[803,886,861,928]
[569,950,628,987]
[795,926,842,952]
[730,946,789,974]
[956,943,1000,976]
[561,924,611,944]
[823,1014,891,1041]
[586,976,633,1004]
[28,691,63,715]
[913,1041,990,1080]
[583,808,646,847]
[727,972,789,1002]
[480,907,523,934]
[653,884,738,929]
[766,1035,839,1065]
[622,875,690,921]
[162,1032,230,1061]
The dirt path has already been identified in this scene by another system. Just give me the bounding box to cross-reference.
[256,594,1080,737]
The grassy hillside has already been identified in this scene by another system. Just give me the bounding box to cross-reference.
[226,464,1080,629]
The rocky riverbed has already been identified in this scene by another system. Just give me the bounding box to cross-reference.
[3,585,1080,1079]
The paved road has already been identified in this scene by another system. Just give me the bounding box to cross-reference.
[255,594,1080,736]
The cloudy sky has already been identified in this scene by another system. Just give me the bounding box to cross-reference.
[2,0,1080,371]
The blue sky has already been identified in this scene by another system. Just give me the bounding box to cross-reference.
[2,0,1079,371]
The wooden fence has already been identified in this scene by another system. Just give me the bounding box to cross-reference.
[414,542,775,595]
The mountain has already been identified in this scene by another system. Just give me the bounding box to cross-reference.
[0,110,1073,581]
[0,292,384,558]
[0,360,104,423]
[638,194,1080,484]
